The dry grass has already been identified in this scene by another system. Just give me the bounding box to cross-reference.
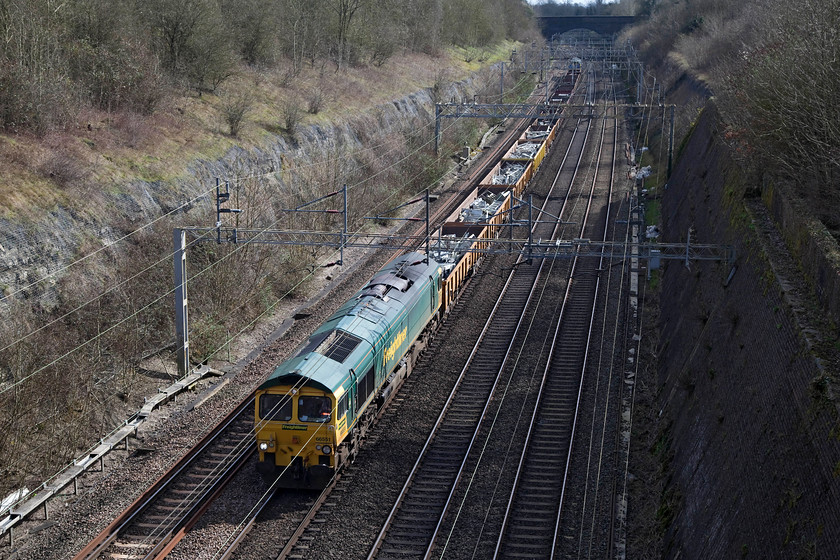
[0,43,519,217]
[0,138,67,219]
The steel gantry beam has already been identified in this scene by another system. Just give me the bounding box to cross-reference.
[521,238,735,266]
[434,102,674,125]
[174,185,732,376]
[172,185,429,375]
[438,102,561,120]
[181,225,735,267]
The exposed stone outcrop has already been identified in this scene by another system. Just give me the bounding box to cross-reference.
[0,79,478,306]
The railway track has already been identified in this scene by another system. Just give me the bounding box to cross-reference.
[555,69,638,560]
[387,85,552,262]
[355,62,634,560]
[495,70,621,559]
[72,77,548,560]
[366,248,542,559]
[262,57,641,560]
[245,61,634,560]
[268,119,553,560]
[275,267,485,559]
[73,397,256,560]
[364,88,594,559]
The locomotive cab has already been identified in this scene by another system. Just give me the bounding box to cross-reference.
[255,385,338,488]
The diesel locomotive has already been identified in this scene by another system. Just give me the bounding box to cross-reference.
[255,253,442,487]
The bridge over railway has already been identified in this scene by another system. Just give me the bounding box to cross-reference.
[536,15,640,38]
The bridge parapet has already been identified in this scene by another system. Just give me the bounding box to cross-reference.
[536,16,640,38]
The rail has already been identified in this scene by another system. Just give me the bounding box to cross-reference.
[494,80,618,559]
[366,93,592,559]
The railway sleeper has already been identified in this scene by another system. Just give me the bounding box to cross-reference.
[110,542,154,548]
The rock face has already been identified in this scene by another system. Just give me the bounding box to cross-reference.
[0,78,479,306]
[657,101,840,558]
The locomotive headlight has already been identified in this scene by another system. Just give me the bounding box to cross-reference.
[259,442,269,451]
[322,445,332,455]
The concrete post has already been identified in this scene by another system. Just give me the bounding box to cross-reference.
[540,49,544,83]
[500,62,504,102]
[425,188,430,261]
[637,62,644,104]
[527,194,533,264]
[173,228,189,376]
[668,104,675,178]
[340,184,347,265]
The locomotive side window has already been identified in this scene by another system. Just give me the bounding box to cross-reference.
[298,396,332,422]
[259,394,292,421]
[337,393,348,419]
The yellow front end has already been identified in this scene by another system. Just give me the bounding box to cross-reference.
[255,387,337,488]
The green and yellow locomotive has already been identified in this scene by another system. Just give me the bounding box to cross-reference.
[255,252,442,488]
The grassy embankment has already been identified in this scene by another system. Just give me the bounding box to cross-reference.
[0,41,522,221]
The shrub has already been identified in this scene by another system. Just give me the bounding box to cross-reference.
[282,99,302,136]
[307,87,325,114]
[430,69,451,104]
[715,0,840,197]
[0,63,76,133]
[38,146,89,189]
[220,91,253,137]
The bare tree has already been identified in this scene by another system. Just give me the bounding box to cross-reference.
[143,0,210,72]
[279,0,325,72]
[716,0,840,203]
[282,99,302,137]
[429,68,451,105]
[329,0,364,70]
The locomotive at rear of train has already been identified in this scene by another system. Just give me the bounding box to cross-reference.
[254,63,580,488]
